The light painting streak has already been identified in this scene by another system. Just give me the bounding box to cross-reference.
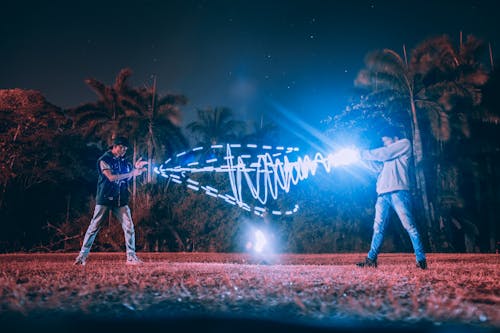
[156,144,359,216]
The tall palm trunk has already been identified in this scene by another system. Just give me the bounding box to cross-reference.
[148,121,154,183]
[409,96,435,251]
[132,139,137,210]
[147,76,157,184]
[484,155,497,252]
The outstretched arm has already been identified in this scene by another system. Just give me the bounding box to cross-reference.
[361,139,411,162]
[100,157,148,182]
[102,167,146,182]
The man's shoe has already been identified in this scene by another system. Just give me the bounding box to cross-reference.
[126,254,143,265]
[416,259,427,270]
[356,257,377,268]
[74,255,87,266]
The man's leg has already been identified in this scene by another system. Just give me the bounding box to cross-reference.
[391,191,426,264]
[77,205,109,260]
[112,205,138,260]
[367,195,391,262]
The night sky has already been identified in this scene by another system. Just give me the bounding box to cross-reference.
[1,0,499,127]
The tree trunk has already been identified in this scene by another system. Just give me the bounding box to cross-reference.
[147,75,157,184]
[132,139,137,210]
[409,97,435,251]
[66,194,71,225]
[167,225,185,251]
[0,181,7,210]
[484,155,497,252]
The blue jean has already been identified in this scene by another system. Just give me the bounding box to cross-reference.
[78,205,136,257]
[367,191,426,262]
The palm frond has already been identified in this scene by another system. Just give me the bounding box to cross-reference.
[113,68,133,93]
[411,35,459,76]
[84,78,107,100]
[157,93,188,106]
[461,35,485,64]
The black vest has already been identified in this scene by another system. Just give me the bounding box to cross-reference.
[95,151,132,207]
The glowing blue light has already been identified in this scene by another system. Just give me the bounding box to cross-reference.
[187,184,199,191]
[330,148,360,167]
[186,179,199,185]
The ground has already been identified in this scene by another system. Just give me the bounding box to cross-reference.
[0,252,499,333]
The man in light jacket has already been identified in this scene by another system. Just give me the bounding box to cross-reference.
[357,127,427,269]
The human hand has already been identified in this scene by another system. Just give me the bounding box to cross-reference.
[132,167,146,176]
[134,157,149,169]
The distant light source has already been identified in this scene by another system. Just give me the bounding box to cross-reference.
[253,229,267,253]
[245,223,278,259]
[330,148,360,167]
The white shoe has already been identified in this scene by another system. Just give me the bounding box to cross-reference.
[74,255,87,266]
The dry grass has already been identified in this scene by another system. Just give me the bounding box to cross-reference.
[0,253,499,331]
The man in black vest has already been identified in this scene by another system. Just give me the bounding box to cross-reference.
[74,137,148,265]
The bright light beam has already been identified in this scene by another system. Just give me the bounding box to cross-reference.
[329,148,360,167]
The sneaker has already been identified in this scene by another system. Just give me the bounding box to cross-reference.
[356,257,377,268]
[74,255,87,266]
[126,254,143,265]
[416,259,427,270]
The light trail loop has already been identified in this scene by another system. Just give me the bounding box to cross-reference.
[155,143,358,216]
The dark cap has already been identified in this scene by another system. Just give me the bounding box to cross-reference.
[379,125,404,139]
[112,136,130,147]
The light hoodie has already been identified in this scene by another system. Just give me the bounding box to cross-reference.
[361,138,412,195]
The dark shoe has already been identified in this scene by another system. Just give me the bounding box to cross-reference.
[416,260,427,270]
[356,257,377,268]
[74,255,87,266]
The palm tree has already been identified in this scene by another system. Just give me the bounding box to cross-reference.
[411,35,489,251]
[119,76,189,183]
[68,68,136,146]
[411,35,488,142]
[186,107,245,146]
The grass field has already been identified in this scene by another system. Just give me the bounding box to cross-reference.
[0,252,499,333]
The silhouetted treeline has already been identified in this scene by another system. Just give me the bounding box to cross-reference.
[1,34,499,253]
